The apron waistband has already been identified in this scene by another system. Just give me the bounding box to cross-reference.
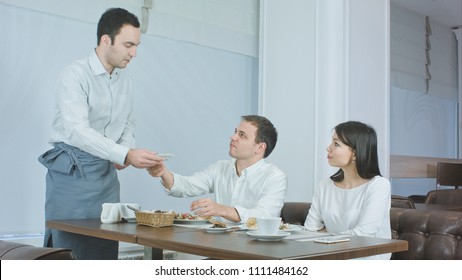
[38,142,87,179]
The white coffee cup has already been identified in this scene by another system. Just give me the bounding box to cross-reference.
[119,203,140,219]
[101,203,122,223]
[256,217,281,235]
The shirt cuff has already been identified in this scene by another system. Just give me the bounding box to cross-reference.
[110,143,130,166]
[234,205,247,223]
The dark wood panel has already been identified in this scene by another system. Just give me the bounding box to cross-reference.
[390,155,462,178]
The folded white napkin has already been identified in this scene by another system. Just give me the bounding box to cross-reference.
[100,203,140,224]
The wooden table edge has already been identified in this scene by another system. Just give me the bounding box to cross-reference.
[46,219,137,243]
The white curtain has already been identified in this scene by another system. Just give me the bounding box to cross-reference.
[391,3,458,101]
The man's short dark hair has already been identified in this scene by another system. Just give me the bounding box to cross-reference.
[97,8,140,45]
[241,115,278,158]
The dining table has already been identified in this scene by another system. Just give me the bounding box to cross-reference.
[46,219,408,260]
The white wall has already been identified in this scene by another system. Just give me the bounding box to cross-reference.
[347,0,390,177]
[258,0,317,202]
[455,28,462,158]
[0,0,259,57]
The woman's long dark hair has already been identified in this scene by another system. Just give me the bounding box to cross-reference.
[330,121,382,182]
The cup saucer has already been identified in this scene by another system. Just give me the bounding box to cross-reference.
[246,231,291,241]
[203,226,232,233]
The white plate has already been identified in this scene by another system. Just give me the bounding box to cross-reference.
[241,224,303,232]
[246,231,291,241]
[280,224,304,232]
[239,225,258,231]
[203,226,232,233]
[173,219,210,225]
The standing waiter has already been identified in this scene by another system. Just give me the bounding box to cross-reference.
[38,8,163,259]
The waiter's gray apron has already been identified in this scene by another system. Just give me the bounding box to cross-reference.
[38,142,119,260]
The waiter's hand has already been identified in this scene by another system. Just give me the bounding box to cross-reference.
[114,163,129,170]
[125,149,163,168]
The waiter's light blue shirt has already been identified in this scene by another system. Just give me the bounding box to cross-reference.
[50,50,135,165]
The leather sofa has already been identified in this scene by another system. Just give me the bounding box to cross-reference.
[280,202,311,225]
[390,208,462,260]
[0,240,75,260]
[424,189,462,205]
[280,202,462,260]
[391,194,416,209]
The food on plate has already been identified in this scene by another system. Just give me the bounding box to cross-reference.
[279,222,290,230]
[246,217,258,229]
[175,213,210,221]
[210,220,227,228]
[197,215,212,221]
[245,217,290,230]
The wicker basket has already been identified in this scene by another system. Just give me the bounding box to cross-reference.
[135,211,176,227]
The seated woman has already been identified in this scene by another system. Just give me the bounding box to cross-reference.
[304,121,391,260]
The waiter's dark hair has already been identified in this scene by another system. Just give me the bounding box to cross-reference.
[330,121,382,182]
[97,8,140,45]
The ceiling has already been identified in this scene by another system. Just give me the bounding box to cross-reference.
[391,0,462,28]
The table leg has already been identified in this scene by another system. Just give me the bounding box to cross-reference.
[144,247,164,260]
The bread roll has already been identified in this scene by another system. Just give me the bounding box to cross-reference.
[196,215,211,221]
[246,217,258,229]
[210,219,227,228]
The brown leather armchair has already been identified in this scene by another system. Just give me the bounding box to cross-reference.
[391,195,416,209]
[0,240,76,260]
[390,208,462,259]
[424,189,462,205]
[280,202,311,225]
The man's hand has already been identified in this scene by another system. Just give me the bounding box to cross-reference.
[190,198,240,222]
[125,149,163,169]
[147,162,166,177]
[147,163,174,189]
[114,163,129,170]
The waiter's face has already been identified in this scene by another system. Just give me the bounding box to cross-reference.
[105,24,141,70]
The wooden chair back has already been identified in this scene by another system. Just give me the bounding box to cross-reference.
[437,162,462,189]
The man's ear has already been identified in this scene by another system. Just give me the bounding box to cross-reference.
[101,34,111,46]
[258,142,267,155]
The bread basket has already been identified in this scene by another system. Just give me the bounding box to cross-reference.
[135,211,176,227]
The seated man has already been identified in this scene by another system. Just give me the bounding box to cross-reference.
[147,115,288,223]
